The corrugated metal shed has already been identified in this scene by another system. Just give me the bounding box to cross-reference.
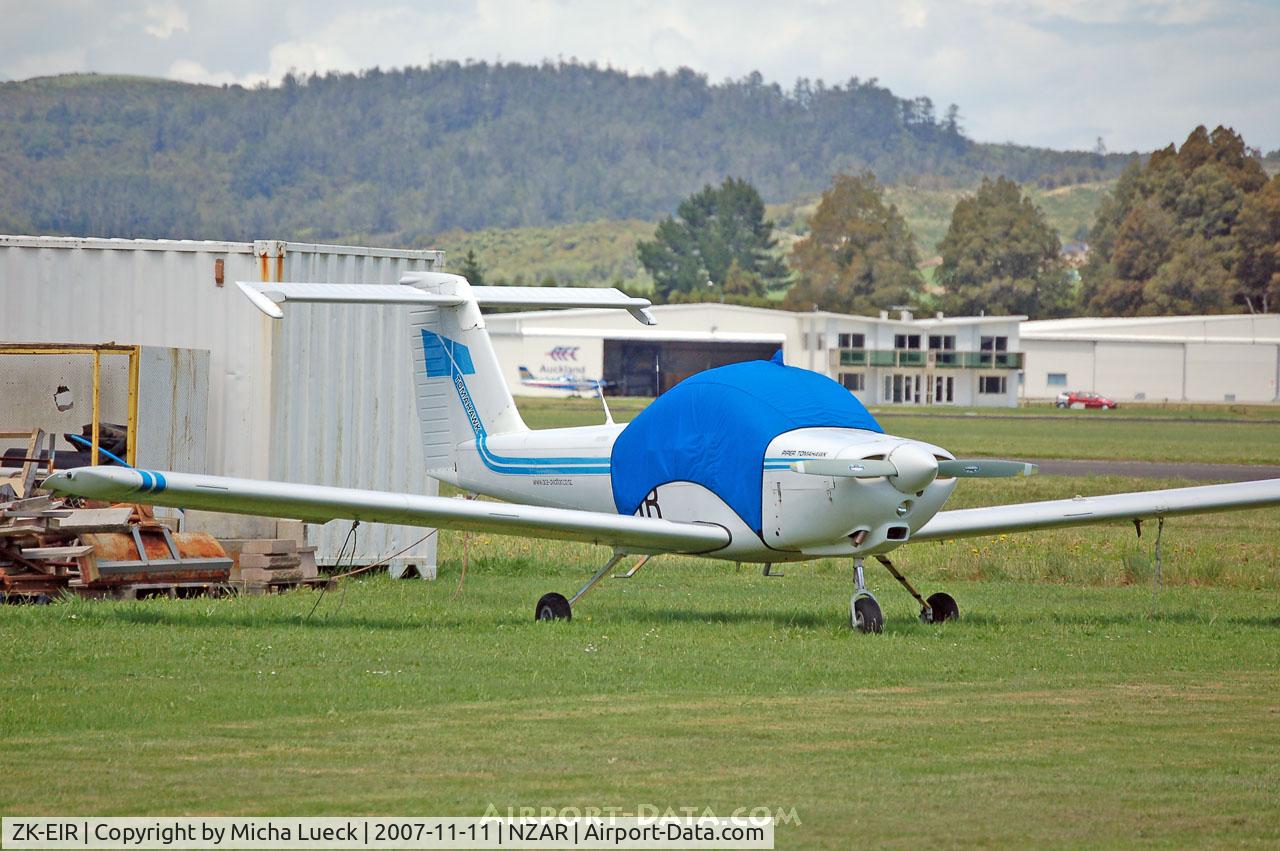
[0,235,444,573]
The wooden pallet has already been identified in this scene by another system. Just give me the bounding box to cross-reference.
[70,581,236,601]
[229,576,334,596]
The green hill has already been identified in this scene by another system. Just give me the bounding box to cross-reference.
[0,63,1129,243]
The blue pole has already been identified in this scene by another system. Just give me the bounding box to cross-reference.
[66,433,134,468]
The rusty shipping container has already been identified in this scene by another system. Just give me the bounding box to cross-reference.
[0,236,444,577]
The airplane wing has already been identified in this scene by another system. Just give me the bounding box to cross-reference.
[42,468,730,556]
[912,479,1280,541]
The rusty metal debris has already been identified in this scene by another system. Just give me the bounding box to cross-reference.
[0,491,328,603]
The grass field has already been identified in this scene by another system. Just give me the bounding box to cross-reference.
[3,401,1279,847]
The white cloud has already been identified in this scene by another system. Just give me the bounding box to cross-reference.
[143,3,189,39]
[3,46,89,81]
[166,59,242,86]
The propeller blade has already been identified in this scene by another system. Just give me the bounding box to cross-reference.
[936,459,1038,478]
[791,458,899,478]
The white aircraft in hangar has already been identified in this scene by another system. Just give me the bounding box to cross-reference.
[45,274,1280,632]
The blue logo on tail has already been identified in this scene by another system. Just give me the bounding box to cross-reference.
[421,331,475,377]
[419,329,609,476]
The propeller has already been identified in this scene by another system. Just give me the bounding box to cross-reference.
[791,456,1036,479]
[936,459,1038,478]
[791,459,898,478]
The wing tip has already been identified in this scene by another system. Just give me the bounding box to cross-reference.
[235,281,284,319]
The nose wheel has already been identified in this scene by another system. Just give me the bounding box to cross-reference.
[852,594,883,633]
[850,558,883,633]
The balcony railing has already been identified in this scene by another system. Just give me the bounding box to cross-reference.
[836,349,1024,369]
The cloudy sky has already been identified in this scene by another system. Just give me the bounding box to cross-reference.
[2,0,1277,152]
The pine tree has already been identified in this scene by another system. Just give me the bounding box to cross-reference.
[637,177,787,301]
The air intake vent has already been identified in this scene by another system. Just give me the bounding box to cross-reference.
[886,526,909,541]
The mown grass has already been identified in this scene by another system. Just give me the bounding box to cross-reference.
[2,397,1279,847]
[2,568,1279,846]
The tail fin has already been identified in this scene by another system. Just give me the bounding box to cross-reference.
[406,276,526,472]
[237,273,653,476]
[518,366,535,381]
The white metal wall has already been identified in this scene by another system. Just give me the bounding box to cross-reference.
[271,244,442,572]
[0,236,445,570]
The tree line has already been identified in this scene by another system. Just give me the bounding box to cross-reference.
[636,126,1280,318]
[0,63,1125,242]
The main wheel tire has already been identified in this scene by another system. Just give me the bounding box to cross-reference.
[852,596,883,633]
[535,592,572,622]
[923,592,959,623]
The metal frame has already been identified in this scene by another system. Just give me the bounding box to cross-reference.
[0,343,141,467]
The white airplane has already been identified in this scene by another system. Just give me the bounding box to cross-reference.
[517,365,612,395]
[43,273,1280,631]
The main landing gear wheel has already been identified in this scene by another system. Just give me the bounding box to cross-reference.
[852,595,883,634]
[921,591,959,624]
[535,592,572,622]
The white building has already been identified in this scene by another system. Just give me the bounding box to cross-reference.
[1021,315,1280,403]
[488,303,1025,407]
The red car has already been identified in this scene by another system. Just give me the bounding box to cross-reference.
[1055,390,1119,410]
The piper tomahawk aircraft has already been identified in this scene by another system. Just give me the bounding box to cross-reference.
[517,365,612,395]
[44,274,1280,631]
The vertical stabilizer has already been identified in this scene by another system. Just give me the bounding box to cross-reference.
[403,274,527,474]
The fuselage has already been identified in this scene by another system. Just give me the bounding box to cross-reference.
[432,423,959,563]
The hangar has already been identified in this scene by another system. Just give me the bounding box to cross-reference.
[487,303,1026,406]
[1021,315,1280,403]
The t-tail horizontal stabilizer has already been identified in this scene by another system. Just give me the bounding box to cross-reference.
[237,273,656,324]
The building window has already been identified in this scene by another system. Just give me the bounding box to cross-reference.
[894,333,921,350]
[979,375,1007,394]
[928,335,955,351]
[1047,372,1067,386]
[980,335,1009,352]
[841,373,865,392]
[838,332,865,349]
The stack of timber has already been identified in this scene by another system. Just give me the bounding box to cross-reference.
[221,537,329,594]
[0,494,82,599]
[0,429,56,500]
[0,493,234,601]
